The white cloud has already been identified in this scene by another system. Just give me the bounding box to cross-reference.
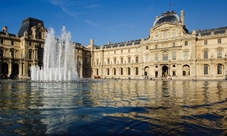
[107,23,128,31]
[85,20,98,26]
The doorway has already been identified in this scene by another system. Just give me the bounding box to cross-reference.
[162,65,168,77]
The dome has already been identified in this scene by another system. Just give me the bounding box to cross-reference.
[153,11,180,27]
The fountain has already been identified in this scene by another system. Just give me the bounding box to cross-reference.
[31,27,79,82]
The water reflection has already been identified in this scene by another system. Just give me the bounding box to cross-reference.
[0,80,226,135]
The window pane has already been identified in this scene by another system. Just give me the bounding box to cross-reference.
[204,51,208,59]
[204,64,208,74]
[217,64,222,74]
[184,51,188,60]
[172,52,176,60]
[162,53,168,60]
[155,53,158,61]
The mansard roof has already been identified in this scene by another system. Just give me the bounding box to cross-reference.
[103,39,142,49]
[17,17,44,37]
[195,26,227,36]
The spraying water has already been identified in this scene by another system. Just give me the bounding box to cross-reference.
[31,27,79,81]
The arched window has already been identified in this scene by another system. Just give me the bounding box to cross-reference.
[121,68,123,75]
[204,64,209,75]
[96,69,99,75]
[107,68,109,75]
[128,67,130,75]
[135,67,139,75]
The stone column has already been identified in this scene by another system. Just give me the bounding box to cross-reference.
[158,65,162,77]
[19,62,22,77]
[8,61,12,76]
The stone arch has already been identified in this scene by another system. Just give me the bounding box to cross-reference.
[162,65,168,77]
[106,68,110,75]
[182,64,190,76]
[1,62,8,75]
[144,66,149,76]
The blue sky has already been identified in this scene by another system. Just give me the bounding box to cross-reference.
[1,0,227,46]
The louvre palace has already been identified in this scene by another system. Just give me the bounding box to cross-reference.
[1,10,227,80]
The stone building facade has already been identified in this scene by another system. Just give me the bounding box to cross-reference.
[1,10,227,80]
[90,10,227,80]
[0,17,91,79]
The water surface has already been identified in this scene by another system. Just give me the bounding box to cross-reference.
[0,80,227,135]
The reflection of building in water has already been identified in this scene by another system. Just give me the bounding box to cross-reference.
[95,80,227,132]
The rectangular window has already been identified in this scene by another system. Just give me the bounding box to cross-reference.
[172,52,176,60]
[121,68,123,75]
[29,42,32,46]
[217,64,222,74]
[136,57,139,63]
[172,42,175,47]
[11,41,14,45]
[128,49,130,53]
[114,58,116,64]
[146,46,148,50]
[204,40,207,45]
[218,39,221,44]
[0,49,3,57]
[184,51,188,60]
[204,64,208,75]
[128,57,131,63]
[204,50,208,59]
[172,71,176,76]
[0,39,3,44]
[121,58,123,64]
[155,53,158,61]
[185,41,188,46]
[155,34,158,40]
[145,54,149,62]
[217,50,222,58]
[162,53,168,61]
[107,59,110,64]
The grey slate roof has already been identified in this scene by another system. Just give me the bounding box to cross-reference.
[17,17,44,37]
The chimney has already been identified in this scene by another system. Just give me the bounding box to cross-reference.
[181,10,185,24]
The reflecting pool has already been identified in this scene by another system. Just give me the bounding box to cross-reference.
[0,80,227,135]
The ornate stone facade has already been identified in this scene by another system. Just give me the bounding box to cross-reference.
[0,17,91,79]
[90,10,227,80]
[1,10,227,80]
